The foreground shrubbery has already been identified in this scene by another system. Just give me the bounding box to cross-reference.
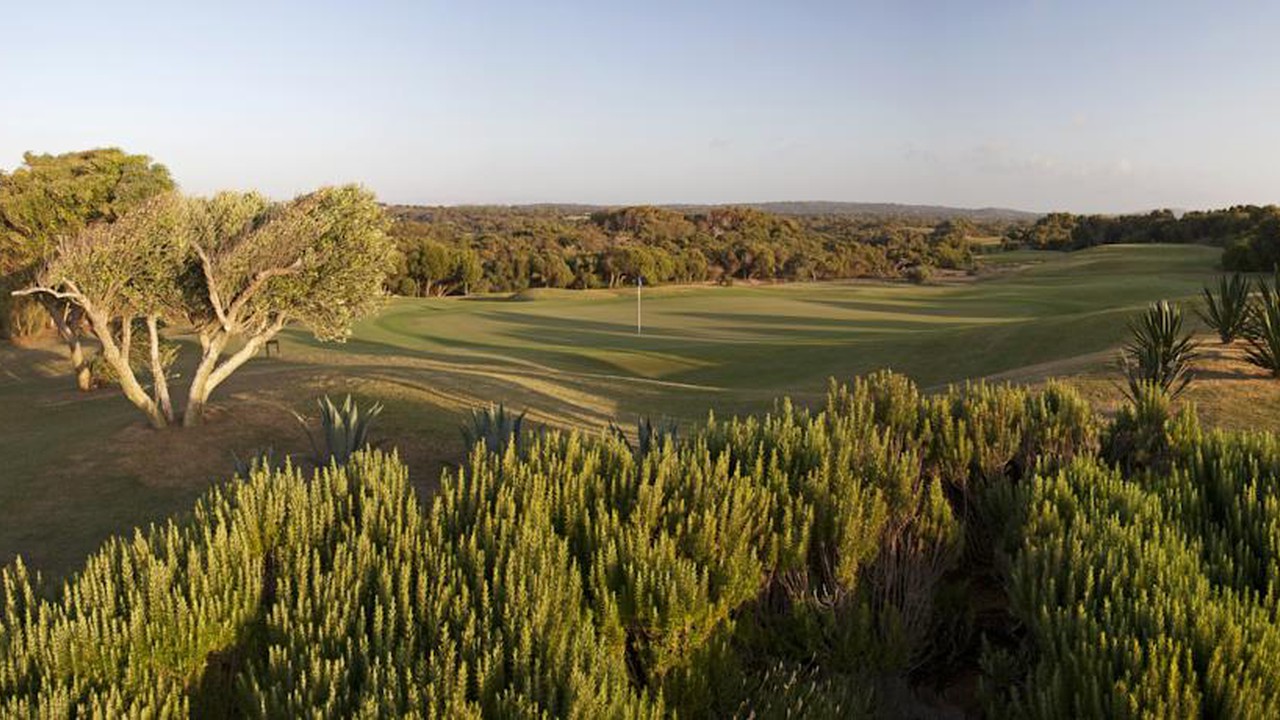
[1001,408,1280,717]
[2,373,1279,716]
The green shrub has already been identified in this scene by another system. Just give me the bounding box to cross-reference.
[0,294,47,339]
[1103,381,1178,474]
[230,446,288,478]
[1199,273,1252,343]
[904,264,932,284]
[4,373,1280,717]
[993,450,1280,718]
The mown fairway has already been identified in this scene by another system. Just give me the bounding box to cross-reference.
[320,244,1222,421]
[0,243,1261,575]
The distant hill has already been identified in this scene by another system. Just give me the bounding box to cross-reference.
[393,201,1040,223]
[723,201,1040,222]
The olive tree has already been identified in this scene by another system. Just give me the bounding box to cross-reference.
[0,148,173,389]
[17,185,392,428]
[15,193,187,425]
[179,185,392,425]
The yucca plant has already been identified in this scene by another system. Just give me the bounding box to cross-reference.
[1244,276,1280,377]
[1117,300,1200,401]
[462,402,526,455]
[1198,273,1251,343]
[297,394,383,465]
[609,415,679,458]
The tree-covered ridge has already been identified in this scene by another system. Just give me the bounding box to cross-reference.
[3,374,1278,716]
[1009,205,1280,271]
[385,204,992,295]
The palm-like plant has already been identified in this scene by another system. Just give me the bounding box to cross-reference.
[1199,273,1251,343]
[1244,276,1280,377]
[610,415,679,459]
[297,395,383,465]
[1118,301,1200,401]
[462,403,526,455]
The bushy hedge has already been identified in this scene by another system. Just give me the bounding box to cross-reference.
[991,400,1280,719]
[2,373,1278,717]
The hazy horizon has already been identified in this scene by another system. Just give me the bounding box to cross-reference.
[3,1,1278,214]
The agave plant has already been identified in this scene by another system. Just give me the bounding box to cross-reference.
[462,403,526,455]
[296,395,383,465]
[609,415,679,459]
[1199,273,1252,343]
[1244,276,1280,377]
[231,447,288,478]
[1117,300,1200,401]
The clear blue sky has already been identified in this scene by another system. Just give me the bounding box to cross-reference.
[2,0,1277,213]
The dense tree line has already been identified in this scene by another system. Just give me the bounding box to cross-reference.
[385,205,992,295]
[2,373,1278,716]
[1008,205,1280,271]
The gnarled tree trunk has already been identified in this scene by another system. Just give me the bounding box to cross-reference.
[42,299,92,391]
[182,318,285,427]
[145,315,173,421]
[182,331,226,427]
[86,309,169,429]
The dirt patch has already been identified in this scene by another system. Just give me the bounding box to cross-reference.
[110,396,312,490]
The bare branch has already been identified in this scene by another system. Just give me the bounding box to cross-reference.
[191,241,231,330]
[12,285,84,303]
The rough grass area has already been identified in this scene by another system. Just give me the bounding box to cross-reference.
[2,243,1270,577]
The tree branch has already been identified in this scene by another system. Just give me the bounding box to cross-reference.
[204,314,287,396]
[225,259,304,322]
[12,285,85,303]
[191,241,231,330]
[119,315,133,366]
[146,315,174,422]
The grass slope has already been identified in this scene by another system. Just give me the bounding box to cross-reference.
[0,243,1251,576]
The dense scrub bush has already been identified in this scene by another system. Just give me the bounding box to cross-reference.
[2,373,1279,716]
[904,264,932,284]
[992,450,1280,717]
[0,293,46,339]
